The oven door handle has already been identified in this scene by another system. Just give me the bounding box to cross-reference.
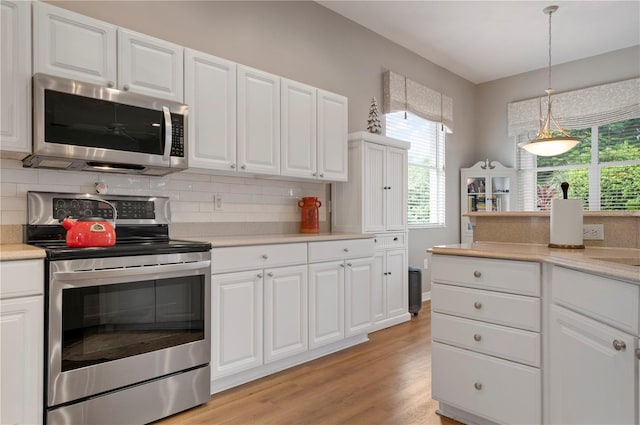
[53,260,210,281]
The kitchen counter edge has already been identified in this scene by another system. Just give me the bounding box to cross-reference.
[183,232,376,248]
[0,244,47,261]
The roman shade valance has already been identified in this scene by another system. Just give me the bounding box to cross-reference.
[383,70,454,133]
[508,78,640,137]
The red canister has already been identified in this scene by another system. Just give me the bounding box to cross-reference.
[298,197,322,233]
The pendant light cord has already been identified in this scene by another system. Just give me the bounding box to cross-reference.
[548,8,553,91]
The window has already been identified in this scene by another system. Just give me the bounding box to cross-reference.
[386,111,446,227]
[517,118,640,211]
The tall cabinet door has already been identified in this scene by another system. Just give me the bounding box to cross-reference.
[0,297,43,425]
[264,265,308,363]
[385,249,407,318]
[185,49,237,171]
[308,261,345,349]
[33,1,117,86]
[117,28,184,102]
[212,271,263,378]
[317,90,348,181]
[549,305,636,425]
[363,143,386,233]
[385,147,408,231]
[281,79,317,179]
[1,0,31,157]
[237,65,280,176]
[371,250,386,323]
[345,257,373,337]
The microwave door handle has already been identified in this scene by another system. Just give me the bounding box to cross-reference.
[162,106,172,161]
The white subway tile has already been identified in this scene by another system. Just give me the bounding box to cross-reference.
[1,210,26,225]
[0,183,17,197]
[180,191,214,202]
[1,166,38,184]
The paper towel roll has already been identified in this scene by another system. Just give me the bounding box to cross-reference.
[549,199,584,248]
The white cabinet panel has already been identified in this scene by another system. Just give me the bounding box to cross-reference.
[317,90,348,181]
[212,243,307,274]
[185,49,237,172]
[281,79,317,179]
[345,257,373,337]
[384,147,407,231]
[212,271,263,378]
[385,248,407,319]
[308,238,374,263]
[264,265,308,363]
[0,259,43,298]
[371,250,385,324]
[33,1,117,86]
[308,261,344,349]
[117,28,184,102]
[363,143,386,233]
[1,0,31,157]
[237,66,280,175]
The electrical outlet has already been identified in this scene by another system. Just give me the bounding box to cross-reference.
[214,195,223,211]
[583,224,604,240]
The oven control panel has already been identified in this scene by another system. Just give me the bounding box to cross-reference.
[53,198,155,221]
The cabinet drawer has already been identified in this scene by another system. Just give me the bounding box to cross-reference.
[0,260,43,299]
[551,266,639,335]
[432,312,540,367]
[212,243,307,274]
[432,342,541,425]
[432,283,540,332]
[308,239,374,263]
[373,233,405,249]
[432,255,540,296]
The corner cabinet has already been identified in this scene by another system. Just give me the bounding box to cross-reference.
[1,0,32,159]
[460,160,516,243]
[333,132,410,332]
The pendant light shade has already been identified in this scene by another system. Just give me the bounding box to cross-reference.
[519,5,581,157]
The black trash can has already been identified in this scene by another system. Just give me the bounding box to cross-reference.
[408,265,422,315]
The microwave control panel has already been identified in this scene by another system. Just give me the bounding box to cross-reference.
[170,114,185,158]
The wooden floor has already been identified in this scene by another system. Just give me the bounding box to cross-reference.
[157,301,460,425]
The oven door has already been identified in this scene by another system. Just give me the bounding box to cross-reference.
[47,251,210,407]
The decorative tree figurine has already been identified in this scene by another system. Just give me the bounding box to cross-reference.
[367,97,382,134]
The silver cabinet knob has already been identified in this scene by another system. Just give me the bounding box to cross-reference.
[261,254,268,260]
[473,334,482,342]
[347,263,352,267]
[267,272,273,277]
[613,339,627,351]
[230,164,236,169]
[319,173,324,178]
[257,273,263,278]
[123,84,130,91]
[473,270,482,278]
[393,237,398,241]
[635,348,640,360]
[473,301,482,309]
[340,263,345,268]
[312,173,317,177]
[343,248,349,253]
[241,164,247,170]
[474,382,482,390]
[107,81,115,88]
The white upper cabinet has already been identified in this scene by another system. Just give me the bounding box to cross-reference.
[33,2,183,102]
[281,79,317,179]
[384,147,408,231]
[117,28,184,102]
[317,90,348,182]
[1,0,31,158]
[237,65,280,176]
[33,1,117,86]
[364,143,386,232]
[185,49,237,171]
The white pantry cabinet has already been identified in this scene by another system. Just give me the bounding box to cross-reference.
[1,0,31,158]
[0,259,44,425]
[33,2,183,101]
[237,65,280,176]
[184,49,237,172]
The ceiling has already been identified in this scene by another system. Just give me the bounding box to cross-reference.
[317,1,640,84]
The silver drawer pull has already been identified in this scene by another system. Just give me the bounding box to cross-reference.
[267,272,273,277]
[347,263,352,267]
[473,270,482,278]
[473,334,482,342]
[635,348,640,360]
[343,248,349,253]
[474,382,482,390]
[613,340,626,351]
[262,254,268,260]
[257,273,263,278]
[340,263,345,268]
[473,301,482,309]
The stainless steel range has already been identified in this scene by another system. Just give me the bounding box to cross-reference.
[26,192,212,425]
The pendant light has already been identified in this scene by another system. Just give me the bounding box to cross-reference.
[519,5,580,157]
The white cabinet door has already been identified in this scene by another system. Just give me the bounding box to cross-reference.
[345,257,373,337]
[385,249,407,319]
[264,265,308,363]
[237,65,280,175]
[212,271,263,378]
[1,296,43,425]
[317,90,348,182]
[385,147,407,231]
[371,250,386,323]
[117,28,184,102]
[33,1,117,86]
[549,304,636,425]
[1,0,31,157]
[363,143,386,233]
[308,261,344,349]
[185,49,236,172]
[281,79,317,179]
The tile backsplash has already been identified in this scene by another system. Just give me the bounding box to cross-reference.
[0,159,327,226]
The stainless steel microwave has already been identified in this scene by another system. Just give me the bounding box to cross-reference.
[24,73,188,176]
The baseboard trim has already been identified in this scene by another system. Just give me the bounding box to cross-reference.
[422,291,431,302]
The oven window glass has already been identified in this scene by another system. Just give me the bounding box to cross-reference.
[61,276,204,371]
[45,90,164,155]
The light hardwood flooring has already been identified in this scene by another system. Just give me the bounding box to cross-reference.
[157,301,461,425]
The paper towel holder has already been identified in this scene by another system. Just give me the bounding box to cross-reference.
[548,182,585,249]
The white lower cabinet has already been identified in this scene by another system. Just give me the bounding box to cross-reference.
[0,259,43,425]
[308,261,344,349]
[344,257,374,337]
[371,234,409,331]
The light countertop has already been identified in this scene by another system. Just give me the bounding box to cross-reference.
[0,244,46,261]
[431,242,640,284]
[182,232,374,248]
